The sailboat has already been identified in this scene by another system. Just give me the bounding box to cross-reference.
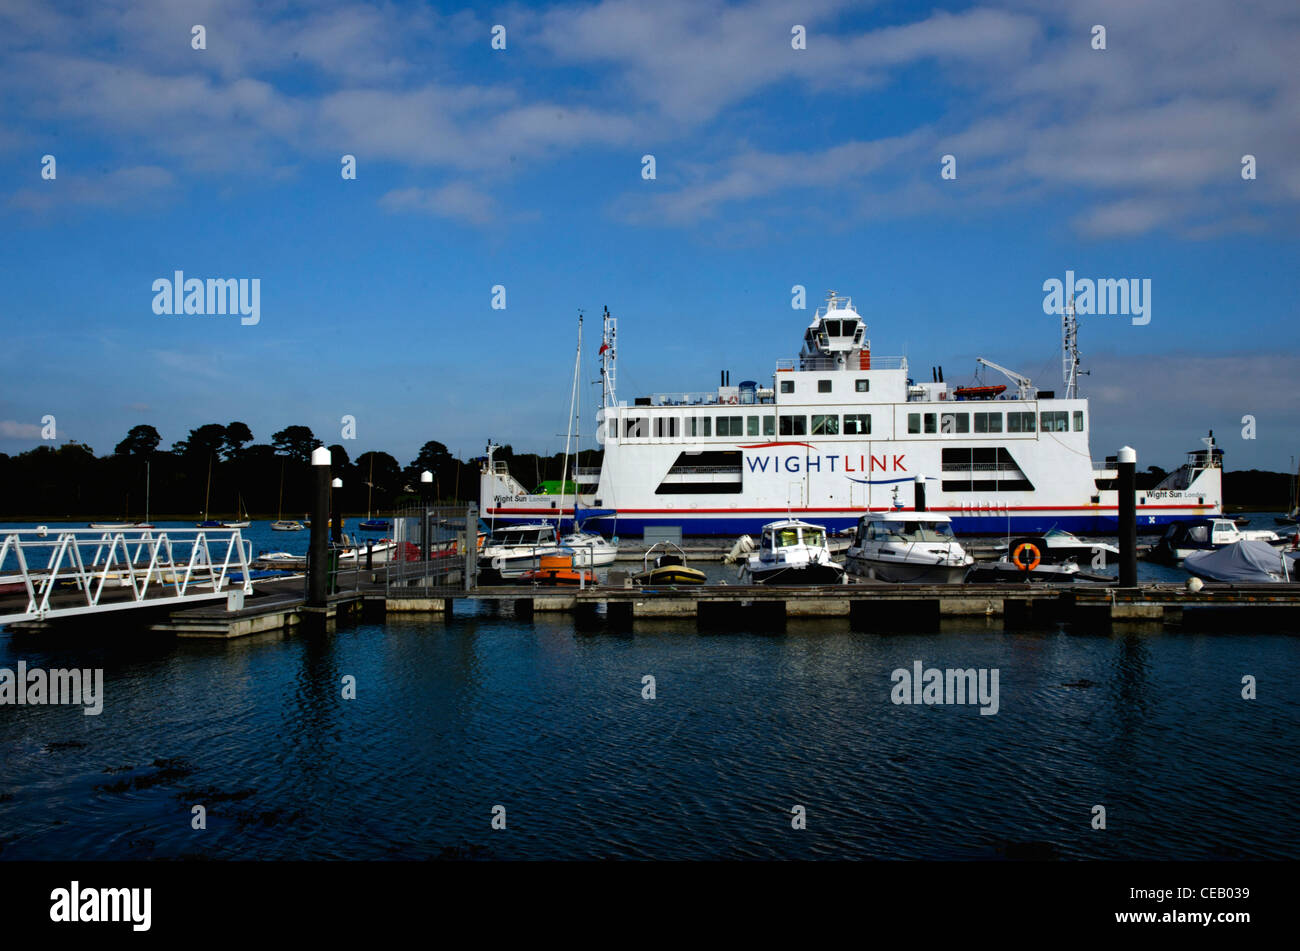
[555,312,618,566]
[357,456,389,531]
[1276,456,1299,525]
[196,455,229,527]
[90,460,155,529]
[271,460,305,531]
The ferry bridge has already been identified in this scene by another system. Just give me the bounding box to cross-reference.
[0,526,254,625]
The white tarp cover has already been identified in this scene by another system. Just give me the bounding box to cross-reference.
[1184,540,1293,583]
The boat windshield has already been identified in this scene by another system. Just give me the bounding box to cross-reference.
[881,520,955,542]
[494,528,555,546]
[802,528,826,548]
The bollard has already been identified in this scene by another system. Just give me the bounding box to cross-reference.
[419,470,433,581]
[914,473,927,513]
[307,447,331,607]
[464,502,479,591]
[330,478,343,546]
[1118,446,1137,587]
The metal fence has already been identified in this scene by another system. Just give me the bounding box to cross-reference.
[382,502,480,596]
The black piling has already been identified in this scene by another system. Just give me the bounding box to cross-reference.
[914,474,927,512]
[1118,446,1137,587]
[307,447,331,607]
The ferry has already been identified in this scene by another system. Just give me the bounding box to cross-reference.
[481,295,1224,536]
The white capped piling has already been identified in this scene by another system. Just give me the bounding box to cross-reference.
[1118,446,1137,587]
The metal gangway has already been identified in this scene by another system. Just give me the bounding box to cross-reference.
[0,527,253,624]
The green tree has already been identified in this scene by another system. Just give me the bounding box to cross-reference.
[272,425,320,465]
[173,424,227,462]
[114,424,161,456]
[223,422,255,460]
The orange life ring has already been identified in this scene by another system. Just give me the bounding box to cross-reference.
[1012,542,1041,571]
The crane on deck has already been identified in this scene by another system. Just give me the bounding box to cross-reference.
[974,357,1037,400]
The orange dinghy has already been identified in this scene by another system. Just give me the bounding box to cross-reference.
[518,554,597,587]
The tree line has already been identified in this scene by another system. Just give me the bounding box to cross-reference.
[0,422,603,519]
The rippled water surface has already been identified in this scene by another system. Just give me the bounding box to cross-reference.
[1,608,1296,860]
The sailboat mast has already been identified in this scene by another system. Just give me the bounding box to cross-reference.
[559,313,583,533]
[203,455,212,520]
[145,460,151,525]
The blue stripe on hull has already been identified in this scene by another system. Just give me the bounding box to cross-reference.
[491,512,1204,536]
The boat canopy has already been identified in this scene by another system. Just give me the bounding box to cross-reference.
[1184,540,1293,582]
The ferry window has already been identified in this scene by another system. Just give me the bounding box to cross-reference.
[1040,411,1068,432]
[1073,410,1085,432]
[812,414,839,435]
[716,416,742,437]
[779,415,807,436]
[974,412,1003,433]
[908,413,921,434]
[747,415,760,436]
[855,379,869,392]
[780,379,794,394]
[625,417,646,438]
[696,416,712,437]
[1007,412,1035,433]
[941,413,969,434]
[924,413,937,434]
[654,416,679,438]
[843,414,871,435]
[818,379,832,393]
[825,320,840,336]
[763,416,776,436]
[608,418,618,440]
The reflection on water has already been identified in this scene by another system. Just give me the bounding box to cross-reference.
[1,606,1296,860]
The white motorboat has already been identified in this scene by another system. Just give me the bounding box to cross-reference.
[1017,529,1120,566]
[846,512,973,583]
[479,523,566,581]
[1149,517,1281,564]
[271,520,305,532]
[337,538,396,564]
[736,519,844,585]
[559,530,618,567]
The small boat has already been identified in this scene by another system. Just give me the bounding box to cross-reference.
[358,519,391,532]
[951,384,1006,400]
[1233,516,1251,527]
[964,558,1110,583]
[737,519,844,585]
[559,530,618,567]
[478,523,566,582]
[1276,457,1300,525]
[518,554,596,586]
[845,512,972,583]
[88,521,147,529]
[633,542,706,586]
[271,520,305,532]
[1147,517,1281,564]
[336,538,396,564]
[1185,540,1297,583]
[1011,530,1120,567]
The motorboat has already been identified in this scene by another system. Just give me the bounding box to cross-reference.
[1009,530,1119,567]
[1147,518,1281,564]
[736,519,844,585]
[358,519,391,532]
[845,512,972,583]
[633,542,707,585]
[271,520,305,532]
[559,530,618,567]
[478,523,566,582]
[1184,540,1297,583]
[336,538,396,564]
[518,554,596,586]
[964,557,1110,583]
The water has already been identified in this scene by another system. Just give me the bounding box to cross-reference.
[2,607,1296,860]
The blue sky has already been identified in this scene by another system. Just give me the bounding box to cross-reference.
[1,0,1298,473]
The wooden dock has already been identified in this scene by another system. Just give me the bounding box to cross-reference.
[9,576,1292,638]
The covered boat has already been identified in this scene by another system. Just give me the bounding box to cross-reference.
[633,542,706,586]
[1183,540,1296,583]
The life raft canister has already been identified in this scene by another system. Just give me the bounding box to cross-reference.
[1012,542,1041,571]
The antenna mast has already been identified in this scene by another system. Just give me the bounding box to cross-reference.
[1063,296,1082,399]
[599,305,617,409]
